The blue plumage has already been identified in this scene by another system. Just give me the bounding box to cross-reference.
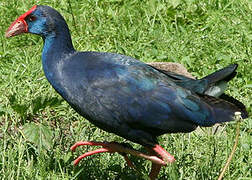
[6,5,249,178]
[6,5,248,148]
[6,4,248,154]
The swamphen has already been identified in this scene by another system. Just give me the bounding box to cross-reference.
[6,5,248,179]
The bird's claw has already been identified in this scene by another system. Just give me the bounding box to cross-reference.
[71,141,175,180]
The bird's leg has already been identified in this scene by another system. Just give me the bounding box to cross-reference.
[152,144,175,163]
[145,147,162,180]
[71,141,118,165]
[146,145,175,180]
[71,141,175,179]
[71,141,169,166]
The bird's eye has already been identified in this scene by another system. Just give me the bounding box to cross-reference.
[27,15,36,22]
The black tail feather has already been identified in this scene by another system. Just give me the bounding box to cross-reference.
[202,64,238,85]
[220,94,248,119]
[198,93,247,125]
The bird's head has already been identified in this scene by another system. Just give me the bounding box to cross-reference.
[6,5,68,38]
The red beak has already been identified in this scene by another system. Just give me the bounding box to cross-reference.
[5,5,37,38]
[5,19,27,38]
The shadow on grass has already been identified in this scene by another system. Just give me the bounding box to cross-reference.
[71,155,150,180]
[8,93,63,123]
[45,145,151,180]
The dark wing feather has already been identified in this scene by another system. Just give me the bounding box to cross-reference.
[55,52,244,146]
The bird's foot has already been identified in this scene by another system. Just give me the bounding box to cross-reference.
[71,141,175,180]
[71,141,136,168]
[71,141,170,166]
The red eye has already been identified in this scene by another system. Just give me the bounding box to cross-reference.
[27,15,36,22]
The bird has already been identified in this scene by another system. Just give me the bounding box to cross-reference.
[6,5,248,179]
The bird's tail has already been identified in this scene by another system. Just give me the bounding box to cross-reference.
[194,95,248,127]
[153,63,248,121]
[202,64,238,97]
[202,64,238,85]
[218,94,248,119]
[198,64,248,122]
[163,64,238,97]
[198,93,248,126]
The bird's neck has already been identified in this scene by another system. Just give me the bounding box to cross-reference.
[42,29,75,61]
[41,27,75,92]
[42,24,75,68]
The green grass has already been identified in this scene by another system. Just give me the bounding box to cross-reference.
[0,0,251,179]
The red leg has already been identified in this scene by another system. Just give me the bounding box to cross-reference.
[146,145,175,180]
[71,141,111,151]
[72,141,136,169]
[152,144,175,163]
[73,147,110,165]
[71,141,175,179]
[71,141,166,166]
